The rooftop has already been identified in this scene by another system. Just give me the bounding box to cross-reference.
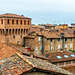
[0,53,72,75]
[43,51,75,63]
[0,43,21,60]
[0,13,31,19]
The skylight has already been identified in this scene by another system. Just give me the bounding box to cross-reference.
[64,55,69,58]
[44,55,49,57]
[56,56,62,59]
[70,54,75,57]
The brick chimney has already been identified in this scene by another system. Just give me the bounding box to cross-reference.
[30,48,34,58]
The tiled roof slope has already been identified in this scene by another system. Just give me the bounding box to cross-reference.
[62,65,75,74]
[19,53,73,75]
[0,43,21,60]
[7,42,30,55]
[29,29,74,38]
[0,13,31,19]
[43,51,75,63]
[0,54,32,75]
[0,53,73,75]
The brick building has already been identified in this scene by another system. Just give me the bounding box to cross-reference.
[24,29,75,54]
[0,13,31,45]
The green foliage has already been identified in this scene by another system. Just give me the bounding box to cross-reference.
[69,49,75,53]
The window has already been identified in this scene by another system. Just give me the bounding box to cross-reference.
[58,45,60,49]
[16,20,18,24]
[44,55,49,57]
[28,20,29,25]
[12,20,14,24]
[40,46,42,50]
[51,39,52,42]
[70,54,75,57]
[56,56,62,59]
[13,36,15,39]
[17,41,19,45]
[52,30,54,32]
[35,46,38,51]
[39,36,41,41]
[20,35,22,38]
[70,43,72,48]
[71,38,72,41]
[24,20,26,25]
[20,20,22,25]
[65,38,67,41]
[58,38,60,41]
[1,19,3,24]
[50,45,52,51]
[64,55,69,58]
[7,19,10,24]
[65,44,67,48]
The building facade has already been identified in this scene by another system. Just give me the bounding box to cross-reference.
[0,13,31,45]
[24,30,75,54]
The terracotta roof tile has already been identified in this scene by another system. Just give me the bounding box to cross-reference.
[0,13,31,19]
[0,43,21,60]
[42,51,75,63]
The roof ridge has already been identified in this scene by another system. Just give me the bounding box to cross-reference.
[17,53,35,67]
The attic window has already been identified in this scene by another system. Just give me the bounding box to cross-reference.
[64,55,69,58]
[70,54,75,57]
[56,56,62,59]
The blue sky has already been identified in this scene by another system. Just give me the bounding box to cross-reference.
[0,0,75,25]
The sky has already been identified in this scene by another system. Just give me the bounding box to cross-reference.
[0,0,75,25]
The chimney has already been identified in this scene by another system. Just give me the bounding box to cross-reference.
[30,47,34,58]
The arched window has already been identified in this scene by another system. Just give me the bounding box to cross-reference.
[6,29,8,35]
[24,20,26,25]
[26,29,28,33]
[0,29,1,35]
[15,29,17,35]
[28,20,29,25]
[21,29,23,34]
[12,20,14,24]
[16,20,18,24]
[1,19,3,24]
[20,20,22,25]
[9,29,11,35]
[3,29,4,35]
[18,29,20,35]
[12,29,14,35]
[24,29,25,35]
[7,19,10,24]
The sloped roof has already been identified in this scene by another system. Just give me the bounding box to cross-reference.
[0,53,73,75]
[27,29,74,39]
[43,51,75,63]
[0,13,31,19]
[18,53,73,75]
[0,54,32,75]
[0,43,21,60]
